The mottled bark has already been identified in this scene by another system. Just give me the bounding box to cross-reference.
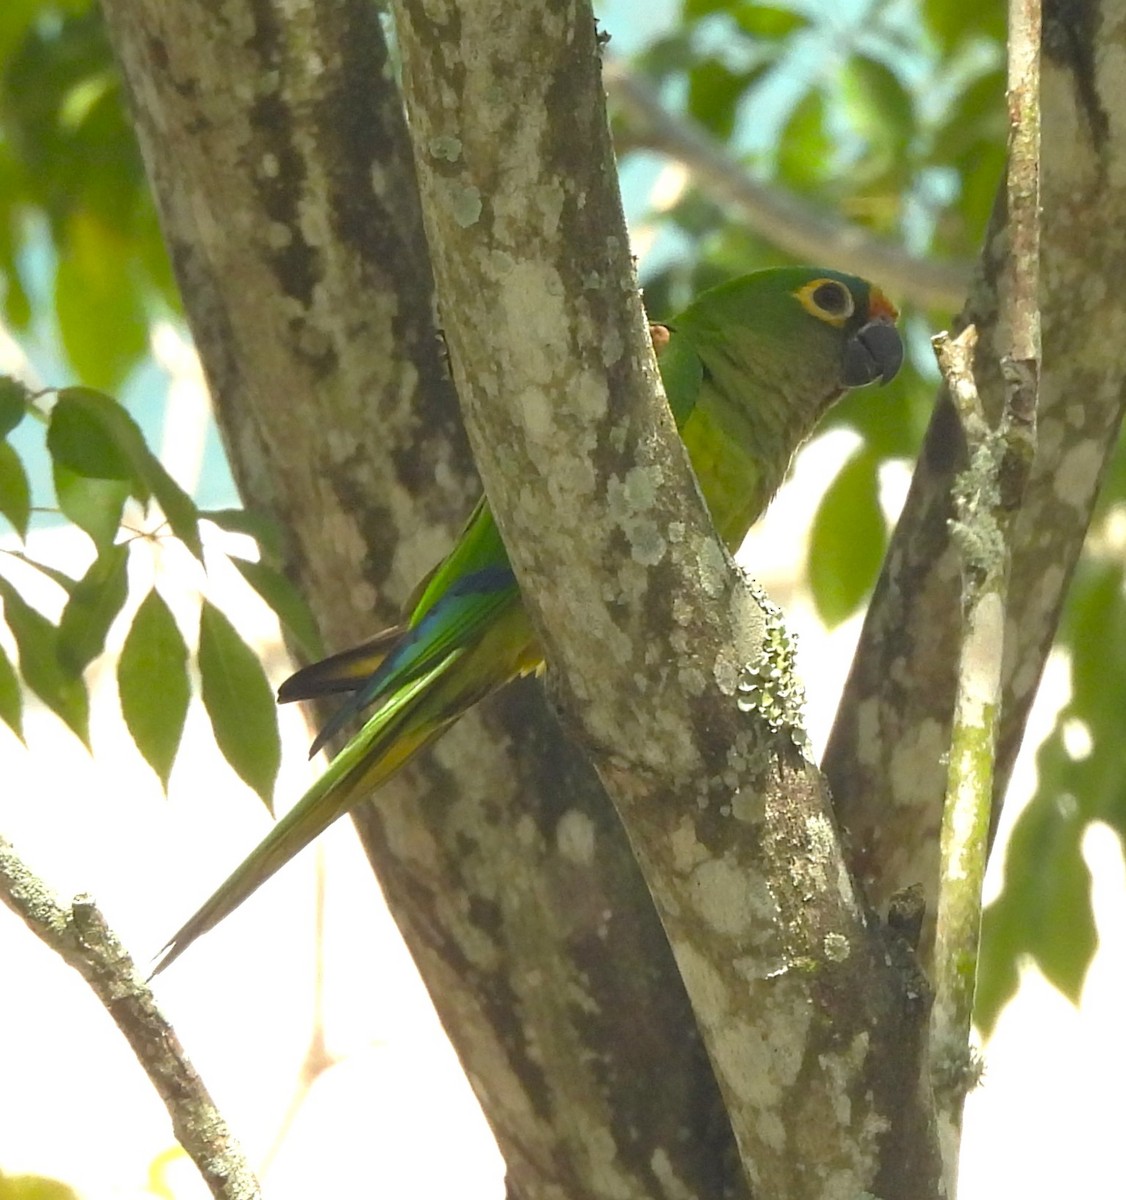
[98,2,744,1198]
[391,0,942,1195]
[825,0,1126,922]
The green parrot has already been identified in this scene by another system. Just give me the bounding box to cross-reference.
[154,266,902,973]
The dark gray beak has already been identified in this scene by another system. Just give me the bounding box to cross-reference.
[842,318,904,387]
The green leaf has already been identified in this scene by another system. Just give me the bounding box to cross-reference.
[48,389,136,482]
[49,387,202,557]
[54,210,148,392]
[0,578,89,745]
[6,553,77,595]
[976,561,1126,1030]
[0,1171,81,1200]
[146,460,202,560]
[57,543,129,674]
[687,59,763,141]
[777,88,832,189]
[231,556,324,661]
[977,793,1094,1033]
[0,441,31,538]
[808,446,887,627]
[53,461,130,552]
[841,56,915,164]
[0,640,24,742]
[733,3,807,37]
[0,376,29,438]
[923,0,1004,52]
[929,71,1006,163]
[117,589,189,790]
[201,507,286,560]
[683,0,726,19]
[198,600,281,809]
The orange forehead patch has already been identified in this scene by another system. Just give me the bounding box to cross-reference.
[868,287,899,322]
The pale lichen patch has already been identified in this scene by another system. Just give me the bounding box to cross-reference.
[823,931,851,962]
[713,985,810,1112]
[648,1148,694,1200]
[572,1112,634,1199]
[669,815,709,873]
[520,386,554,441]
[888,717,946,807]
[689,853,767,939]
[626,517,667,565]
[622,464,657,509]
[1054,438,1104,509]
[601,324,624,367]
[447,180,483,227]
[731,787,766,825]
[556,809,596,866]
[713,646,740,696]
[677,662,707,695]
[266,220,293,249]
[428,133,463,162]
[855,697,882,768]
[672,942,730,1019]
[695,537,728,597]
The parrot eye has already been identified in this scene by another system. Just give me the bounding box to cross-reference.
[794,278,855,325]
[812,281,854,317]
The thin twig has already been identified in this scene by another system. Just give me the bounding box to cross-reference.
[604,61,971,312]
[258,843,338,1175]
[929,0,1041,1184]
[0,832,261,1200]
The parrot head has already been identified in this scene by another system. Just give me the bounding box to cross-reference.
[784,269,903,390]
[672,266,904,419]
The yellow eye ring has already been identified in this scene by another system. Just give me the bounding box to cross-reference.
[793,278,855,327]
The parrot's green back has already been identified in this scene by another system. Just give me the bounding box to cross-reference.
[154,267,901,973]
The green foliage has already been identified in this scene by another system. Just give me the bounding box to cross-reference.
[118,587,189,790]
[49,386,203,557]
[0,375,27,435]
[0,375,317,800]
[0,1171,80,1200]
[977,557,1126,1031]
[231,556,325,662]
[808,446,886,628]
[0,440,30,536]
[56,540,128,671]
[53,462,129,550]
[198,600,282,809]
[0,3,170,388]
[0,573,89,745]
[0,639,23,740]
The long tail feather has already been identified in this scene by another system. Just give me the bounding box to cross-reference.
[152,652,459,975]
[277,628,405,702]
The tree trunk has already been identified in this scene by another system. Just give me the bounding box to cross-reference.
[98,2,746,1197]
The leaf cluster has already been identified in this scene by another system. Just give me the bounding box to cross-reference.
[0,2,174,389]
[0,375,320,806]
